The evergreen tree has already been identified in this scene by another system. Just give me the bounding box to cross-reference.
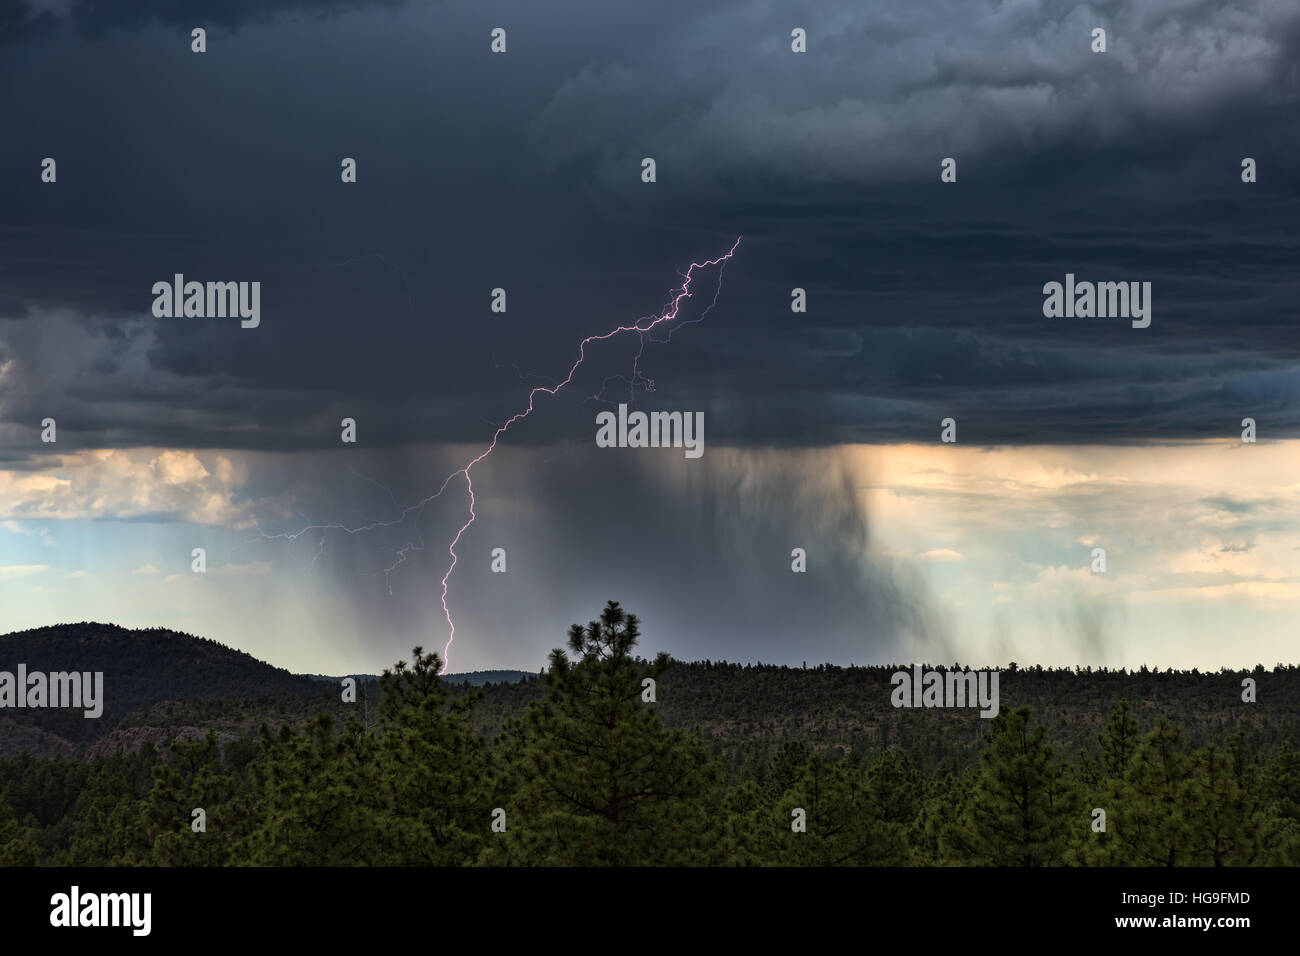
[66,749,157,865]
[1098,699,1140,778]
[483,601,724,865]
[912,766,976,864]
[1259,742,1300,865]
[0,795,39,865]
[372,646,490,865]
[148,731,243,865]
[1113,718,1197,866]
[1068,700,1143,867]
[959,706,1071,865]
[1186,743,1261,866]
[716,779,766,865]
[239,714,381,865]
[765,740,811,800]
[769,751,906,865]
[866,749,924,832]
[1261,741,1300,822]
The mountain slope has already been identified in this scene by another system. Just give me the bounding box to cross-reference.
[0,622,331,756]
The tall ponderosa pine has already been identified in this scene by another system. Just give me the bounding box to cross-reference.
[1069,700,1142,865]
[484,601,724,865]
[1185,743,1262,866]
[1112,718,1196,866]
[372,646,490,865]
[1099,699,1140,778]
[959,706,1072,866]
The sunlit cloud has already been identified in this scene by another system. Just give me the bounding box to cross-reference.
[0,448,250,525]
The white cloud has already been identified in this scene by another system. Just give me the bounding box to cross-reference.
[0,448,249,525]
[858,440,1300,667]
[919,548,964,562]
[0,564,50,579]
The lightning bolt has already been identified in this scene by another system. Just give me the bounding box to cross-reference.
[254,237,741,673]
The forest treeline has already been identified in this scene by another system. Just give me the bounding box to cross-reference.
[1,602,1297,866]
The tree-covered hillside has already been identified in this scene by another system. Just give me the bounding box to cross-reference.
[0,623,334,756]
[0,609,1295,866]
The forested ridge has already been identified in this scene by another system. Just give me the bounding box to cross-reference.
[0,623,328,755]
[0,609,1296,866]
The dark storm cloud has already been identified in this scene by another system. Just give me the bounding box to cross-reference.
[1,0,1298,455]
[0,0,408,47]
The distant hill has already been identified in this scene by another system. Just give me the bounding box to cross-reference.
[443,670,534,687]
[0,623,331,757]
[303,670,534,687]
[302,673,381,684]
[0,623,535,758]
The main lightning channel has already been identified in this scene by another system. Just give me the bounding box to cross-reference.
[437,237,741,671]
[255,237,741,673]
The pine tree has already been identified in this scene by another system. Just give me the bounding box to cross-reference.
[1113,718,1197,866]
[148,731,243,865]
[239,714,382,865]
[1261,741,1300,822]
[768,751,906,865]
[1068,700,1145,866]
[1186,743,1262,866]
[371,646,490,865]
[1259,742,1300,865]
[866,749,924,831]
[0,795,39,865]
[1098,699,1140,778]
[483,600,724,865]
[959,706,1072,866]
[912,765,978,864]
[765,740,811,801]
[715,779,766,865]
[67,750,157,865]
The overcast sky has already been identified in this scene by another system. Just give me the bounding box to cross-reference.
[2,0,1298,674]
